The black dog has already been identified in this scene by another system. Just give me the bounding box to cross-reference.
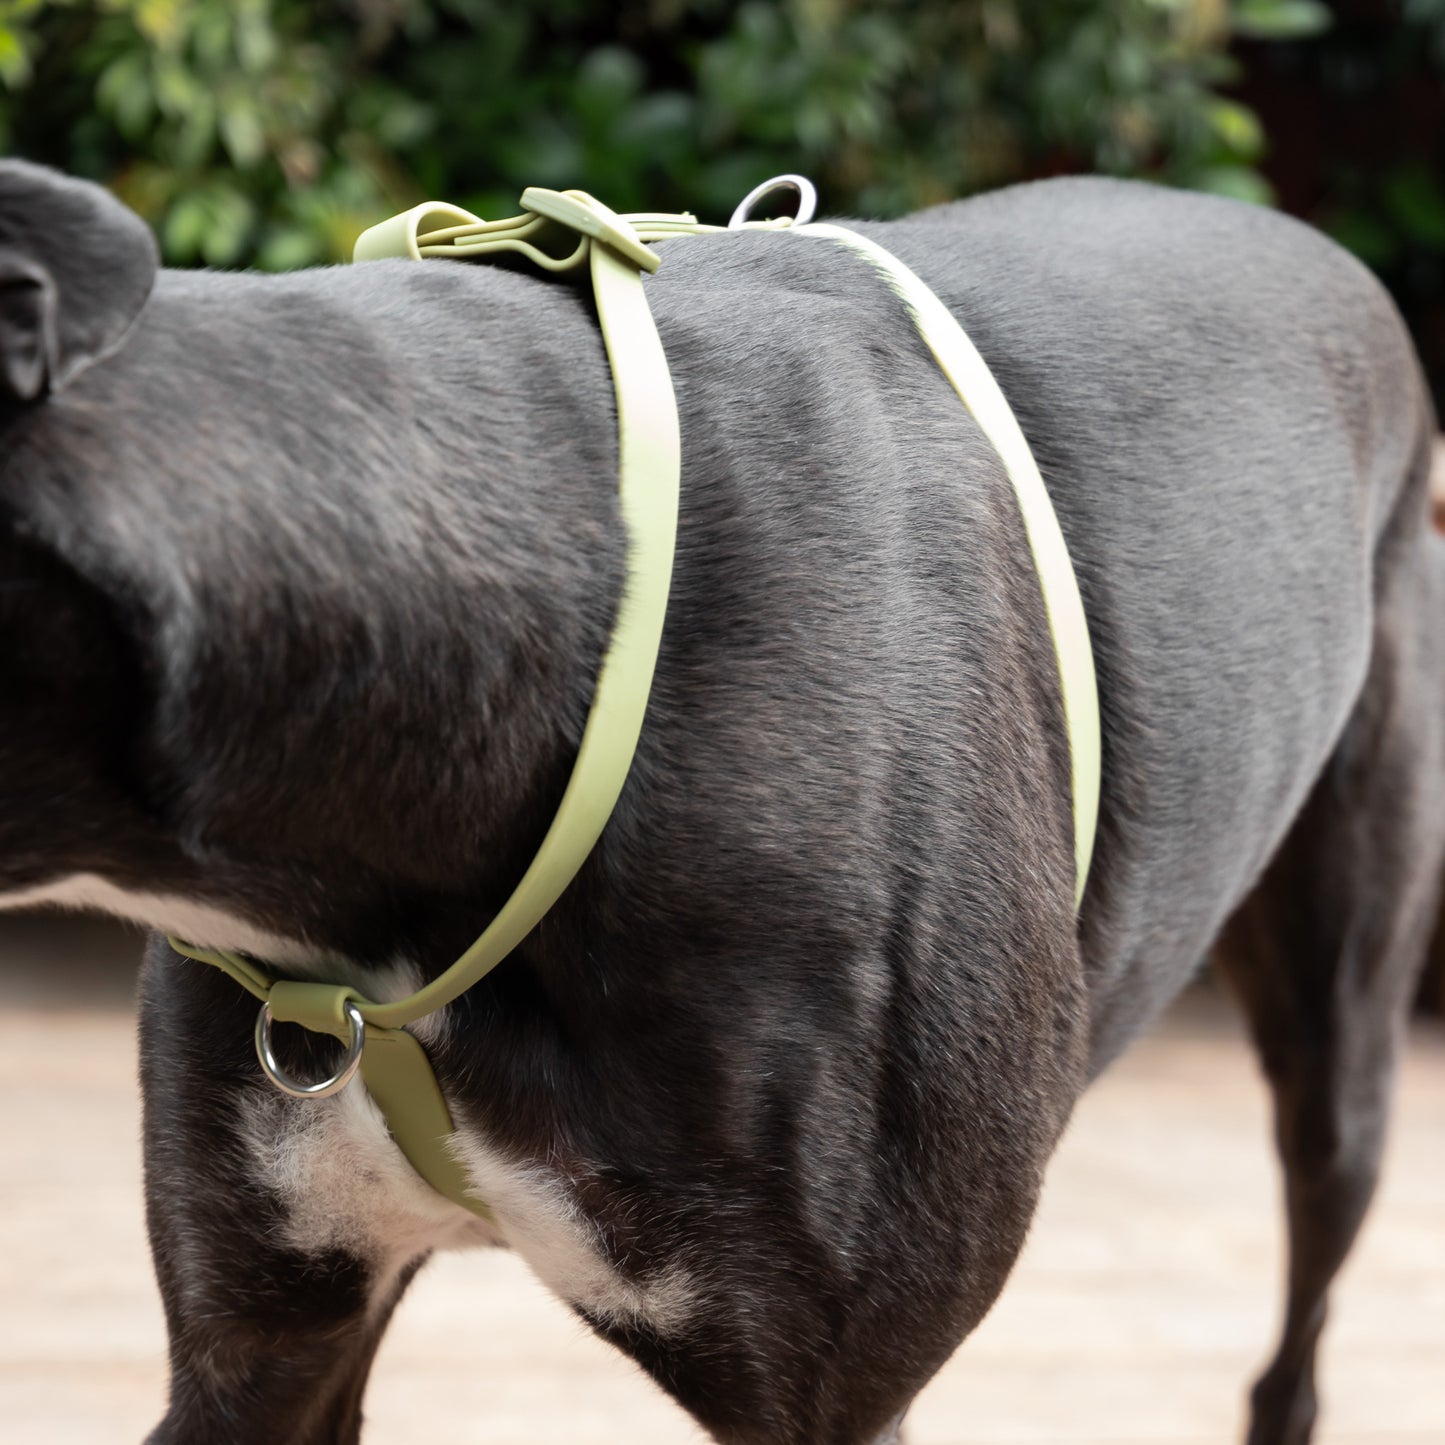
[2,159,1442,1445]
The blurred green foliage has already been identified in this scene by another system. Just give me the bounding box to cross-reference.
[1224,0,1445,407]
[0,0,1328,270]
[1310,0,1445,269]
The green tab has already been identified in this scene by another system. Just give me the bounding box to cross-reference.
[360,1027,490,1218]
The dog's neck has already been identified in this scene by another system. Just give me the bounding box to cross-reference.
[0,259,629,974]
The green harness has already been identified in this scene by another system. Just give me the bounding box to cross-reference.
[170,178,1100,1220]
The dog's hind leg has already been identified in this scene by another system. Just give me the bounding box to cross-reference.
[1217,463,1445,1445]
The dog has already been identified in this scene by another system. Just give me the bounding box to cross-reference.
[2,157,1442,1445]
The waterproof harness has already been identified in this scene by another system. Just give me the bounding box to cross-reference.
[171,176,1101,1220]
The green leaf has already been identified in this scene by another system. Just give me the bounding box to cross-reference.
[133,0,188,51]
[0,27,31,89]
[1383,164,1445,248]
[1189,163,1275,206]
[153,54,201,119]
[219,100,266,167]
[234,4,279,74]
[575,45,644,109]
[199,186,255,267]
[257,225,322,272]
[1207,99,1265,160]
[95,51,156,140]
[1231,0,1332,40]
[161,191,212,262]
[1326,210,1399,268]
[172,90,217,167]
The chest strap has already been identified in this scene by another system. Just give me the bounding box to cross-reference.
[170,181,1099,1221]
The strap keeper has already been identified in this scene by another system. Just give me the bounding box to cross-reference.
[267,980,367,1040]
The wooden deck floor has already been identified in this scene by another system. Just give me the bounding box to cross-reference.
[1,914,1442,1444]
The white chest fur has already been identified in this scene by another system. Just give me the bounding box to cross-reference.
[239,1075,698,1336]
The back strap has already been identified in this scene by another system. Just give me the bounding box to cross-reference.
[794,222,1100,900]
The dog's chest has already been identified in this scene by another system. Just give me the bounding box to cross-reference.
[237,1056,700,1337]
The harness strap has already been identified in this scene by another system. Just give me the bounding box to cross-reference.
[172,191,686,1215]
[170,182,1100,1223]
[794,223,1100,899]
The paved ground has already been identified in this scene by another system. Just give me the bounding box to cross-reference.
[2,912,1442,1444]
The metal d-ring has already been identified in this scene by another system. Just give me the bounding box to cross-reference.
[728,174,818,230]
[254,999,365,1099]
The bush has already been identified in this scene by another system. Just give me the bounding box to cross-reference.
[0,0,1327,269]
[1233,0,1445,409]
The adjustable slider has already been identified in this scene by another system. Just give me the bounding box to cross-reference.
[520,188,661,274]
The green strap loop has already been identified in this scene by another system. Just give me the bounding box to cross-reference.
[168,940,274,1000]
[171,182,1100,1224]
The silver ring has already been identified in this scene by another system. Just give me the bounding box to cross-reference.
[728,174,818,230]
[254,999,365,1099]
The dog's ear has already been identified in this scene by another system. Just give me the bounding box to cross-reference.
[0,160,158,403]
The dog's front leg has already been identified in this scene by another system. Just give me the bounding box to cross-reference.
[137,943,446,1445]
[143,1243,418,1445]
[143,1122,419,1445]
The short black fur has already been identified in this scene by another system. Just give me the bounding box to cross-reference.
[2,161,1442,1445]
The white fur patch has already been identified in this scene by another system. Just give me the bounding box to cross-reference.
[0,871,316,963]
[449,1129,699,1336]
[238,1084,697,1338]
[0,871,445,1044]
[237,1082,498,1262]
